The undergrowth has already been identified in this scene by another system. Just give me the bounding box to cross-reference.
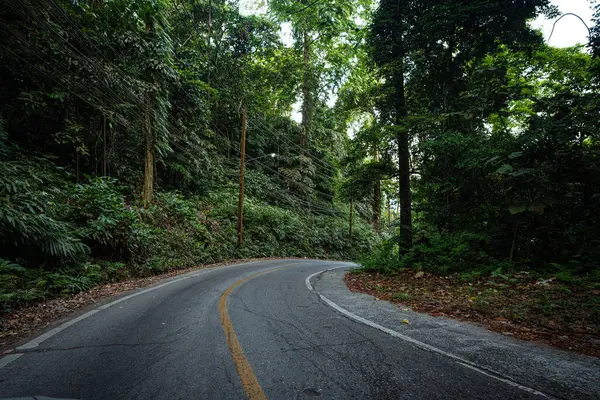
[358,223,598,284]
[0,146,375,312]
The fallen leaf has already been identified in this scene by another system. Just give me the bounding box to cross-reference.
[414,271,425,279]
[402,319,409,324]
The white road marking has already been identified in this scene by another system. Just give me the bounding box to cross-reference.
[16,270,215,353]
[17,310,100,350]
[305,268,552,399]
[0,260,284,370]
[0,354,22,369]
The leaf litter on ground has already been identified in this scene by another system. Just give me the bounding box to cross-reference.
[345,269,600,357]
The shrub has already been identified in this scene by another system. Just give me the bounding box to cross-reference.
[0,155,89,265]
[360,225,494,274]
[62,178,136,256]
[0,160,376,310]
[358,239,400,272]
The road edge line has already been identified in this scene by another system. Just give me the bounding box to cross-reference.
[0,353,22,369]
[305,268,553,399]
[0,259,286,370]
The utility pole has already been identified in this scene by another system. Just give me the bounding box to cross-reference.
[237,105,247,246]
[236,23,249,247]
[142,20,154,207]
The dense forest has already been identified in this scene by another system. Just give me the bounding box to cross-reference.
[1,0,599,311]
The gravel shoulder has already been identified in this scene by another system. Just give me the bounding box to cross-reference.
[312,267,600,400]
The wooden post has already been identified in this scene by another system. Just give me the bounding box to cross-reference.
[349,197,353,240]
[142,93,154,206]
[237,105,247,246]
[142,20,154,207]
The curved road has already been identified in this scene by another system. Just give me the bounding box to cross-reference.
[0,260,597,399]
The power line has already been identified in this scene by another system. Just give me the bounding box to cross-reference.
[3,0,347,218]
[247,117,340,175]
[547,13,591,45]
[167,2,342,182]
[221,162,340,216]
[247,117,339,173]
[3,1,214,162]
[215,118,342,197]
[213,123,339,204]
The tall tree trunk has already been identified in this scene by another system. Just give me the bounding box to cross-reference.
[142,93,154,206]
[373,179,381,233]
[300,28,311,148]
[395,57,412,252]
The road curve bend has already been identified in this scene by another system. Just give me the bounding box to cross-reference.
[0,259,596,399]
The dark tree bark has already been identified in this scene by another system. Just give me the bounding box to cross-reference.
[373,179,381,233]
[395,57,412,251]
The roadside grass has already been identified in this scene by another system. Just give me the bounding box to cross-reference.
[392,292,411,301]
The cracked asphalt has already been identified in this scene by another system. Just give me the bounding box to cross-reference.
[0,259,597,399]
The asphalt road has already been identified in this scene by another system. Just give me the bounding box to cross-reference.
[0,259,598,400]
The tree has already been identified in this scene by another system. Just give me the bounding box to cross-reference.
[270,0,356,149]
[369,0,415,251]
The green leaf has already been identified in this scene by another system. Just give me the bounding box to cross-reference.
[496,164,513,174]
[508,205,527,214]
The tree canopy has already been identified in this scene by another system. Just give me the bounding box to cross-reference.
[1,0,599,308]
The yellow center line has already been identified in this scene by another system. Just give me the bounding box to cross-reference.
[219,266,295,400]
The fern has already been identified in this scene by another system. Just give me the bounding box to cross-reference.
[0,154,89,261]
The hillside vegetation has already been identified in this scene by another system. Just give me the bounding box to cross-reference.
[0,0,375,311]
[1,0,600,325]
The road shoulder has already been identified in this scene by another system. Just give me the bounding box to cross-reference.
[311,267,600,400]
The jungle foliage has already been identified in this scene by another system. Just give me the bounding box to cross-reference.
[1,0,599,310]
[0,0,375,310]
[342,1,600,277]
